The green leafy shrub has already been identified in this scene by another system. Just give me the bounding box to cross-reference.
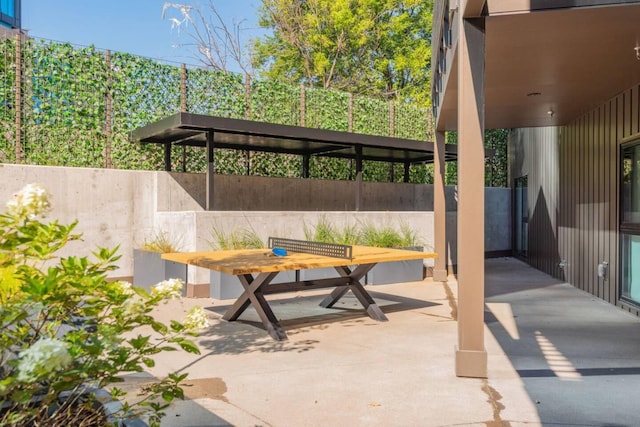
[0,184,207,426]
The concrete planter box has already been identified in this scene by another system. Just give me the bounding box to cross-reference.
[299,267,341,282]
[299,247,425,285]
[133,249,187,294]
[210,270,297,300]
[366,246,425,285]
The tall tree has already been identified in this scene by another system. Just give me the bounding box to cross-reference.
[252,0,433,105]
[162,1,255,75]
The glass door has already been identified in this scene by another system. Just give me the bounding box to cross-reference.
[514,176,528,258]
[621,142,640,305]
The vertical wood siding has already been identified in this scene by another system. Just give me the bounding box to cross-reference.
[509,84,640,316]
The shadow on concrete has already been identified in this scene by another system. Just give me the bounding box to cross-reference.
[484,257,640,426]
[168,172,206,209]
[117,372,236,427]
[484,256,564,298]
[528,186,565,281]
[194,291,439,356]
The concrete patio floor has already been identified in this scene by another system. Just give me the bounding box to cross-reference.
[133,257,640,426]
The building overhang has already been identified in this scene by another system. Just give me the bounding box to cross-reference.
[433,1,640,131]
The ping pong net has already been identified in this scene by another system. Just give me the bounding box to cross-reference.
[268,237,353,260]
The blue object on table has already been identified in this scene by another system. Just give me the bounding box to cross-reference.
[272,247,287,257]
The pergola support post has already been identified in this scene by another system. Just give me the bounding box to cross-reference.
[455,13,487,378]
[355,145,363,211]
[433,130,448,282]
[302,154,310,178]
[164,143,172,172]
[206,130,215,210]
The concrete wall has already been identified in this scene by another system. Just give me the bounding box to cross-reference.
[444,186,512,267]
[0,164,157,275]
[158,172,436,211]
[0,164,511,283]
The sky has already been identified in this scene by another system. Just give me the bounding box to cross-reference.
[21,1,265,70]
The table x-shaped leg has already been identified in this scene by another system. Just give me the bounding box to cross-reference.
[319,264,388,322]
[221,271,288,340]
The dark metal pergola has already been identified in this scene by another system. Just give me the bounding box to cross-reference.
[130,113,460,210]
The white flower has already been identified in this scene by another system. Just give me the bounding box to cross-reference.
[114,280,134,296]
[17,337,72,382]
[6,183,52,220]
[152,278,183,299]
[122,298,146,317]
[184,306,209,331]
[99,326,124,351]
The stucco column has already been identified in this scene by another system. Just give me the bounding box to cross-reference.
[433,130,448,282]
[456,13,487,378]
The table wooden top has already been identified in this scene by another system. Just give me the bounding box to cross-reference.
[162,246,437,276]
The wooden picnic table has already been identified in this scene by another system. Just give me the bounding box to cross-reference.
[163,245,437,340]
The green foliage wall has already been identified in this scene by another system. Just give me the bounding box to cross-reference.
[0,38,508,186]
[110,52,181,171]
[443,129,508,187]
[0,38,17,163]
[25,43,108,167]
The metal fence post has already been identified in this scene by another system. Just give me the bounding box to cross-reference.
[15,33,22,164]
[180,64,187,113]
[426,108,435,141]
[348,93,354,178]
[388,99,395,181]
[244,73,251,120]
[300,84,306,127]
[389,99,395,137]
[348,93,353,133]
[244,73,251,175]
[180,63,187,172]
[105,50,112,169]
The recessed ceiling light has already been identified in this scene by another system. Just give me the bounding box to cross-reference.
[527,92,541,97]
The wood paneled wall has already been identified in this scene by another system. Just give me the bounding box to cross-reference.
[509,85,640,316]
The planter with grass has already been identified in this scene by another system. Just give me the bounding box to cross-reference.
[133,231,187,293]
[298,218,359,282]
[299,219,425,285]
[365,246,425,285]
[360,224,425,285]
[208,226,296,300]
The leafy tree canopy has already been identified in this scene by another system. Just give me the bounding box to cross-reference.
[252,0,433,106]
